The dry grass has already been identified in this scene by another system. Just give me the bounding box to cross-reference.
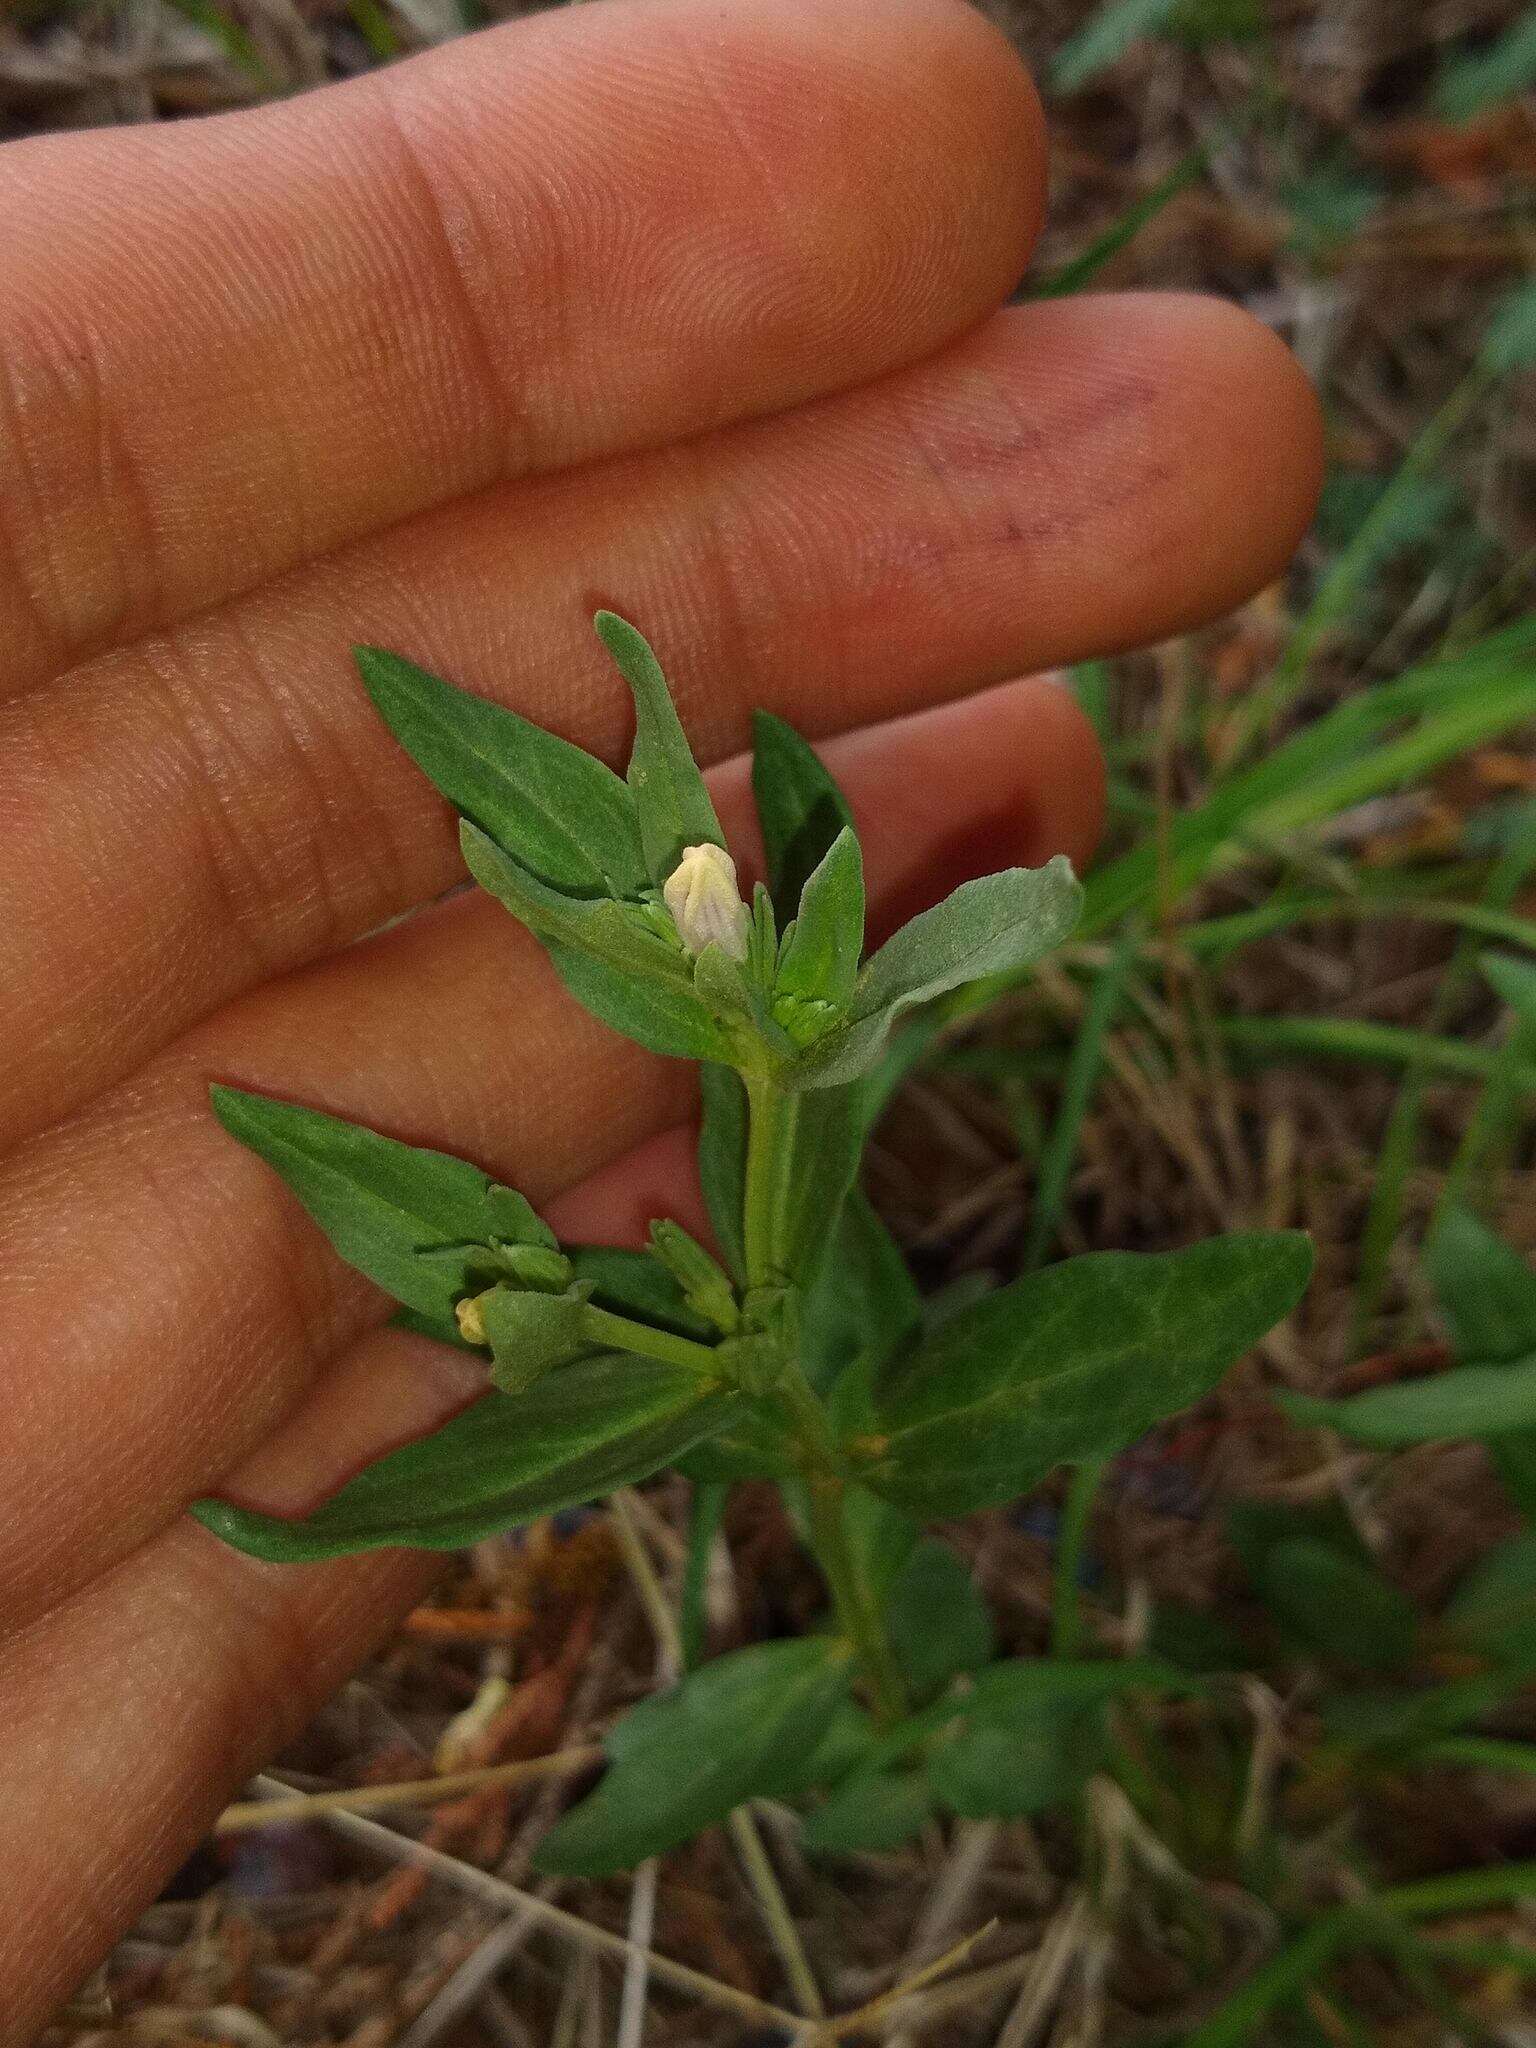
[11,0,1536,2041]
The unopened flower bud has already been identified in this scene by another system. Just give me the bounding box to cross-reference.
[456,1291,492,1346]
[663,843,750,961]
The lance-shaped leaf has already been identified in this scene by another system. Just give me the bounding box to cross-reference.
[356,646,647,898]
[775,825,864,1022]
[804,1187,922,1388]
[565,1244,717,1341]
[210,1086,554,1337]
[534,1637,852,1875]
[479,1282,595,1395]
[1280,1357,1536,1447]
[777,1080,864,1293]
[886,1539,994,1702]
[1429,1206,1536,1365]
[803,1770,935,1856]
[858,1233,1313,1519]
[462,823,735,1061]
[751,709,855,919]
[193,1356,742,1561]
[697,1063,748,1280]
[1253,1535,1416,1670]
[595,611,723,881]
[791,858,1084,1089]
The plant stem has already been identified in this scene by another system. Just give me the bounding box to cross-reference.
[742,1070,908,1724]
[805,1466,908,1725]
[581,1305,721,1377]
[742,1071,789,1287]
[1051,1456,1106,1659]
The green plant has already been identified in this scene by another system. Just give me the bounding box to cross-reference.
[194,615,1312,1874]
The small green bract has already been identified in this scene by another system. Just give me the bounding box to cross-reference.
[196,615,1313,1873]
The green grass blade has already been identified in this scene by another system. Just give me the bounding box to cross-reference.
[1050,0,1180,94]
[1031,148,1207,298]
[1023,930,1137,1270]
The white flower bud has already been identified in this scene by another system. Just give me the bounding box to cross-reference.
[663,842,750,961]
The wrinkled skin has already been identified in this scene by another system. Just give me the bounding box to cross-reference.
[0,0,1321,2027]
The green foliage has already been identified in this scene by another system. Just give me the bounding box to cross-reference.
[202,613,1321,1893]
[1050,0,1180,94]
[594,610,724,881]
[1429,1207,1536,1366]
[208,1085,558,1341]
[1434,14,1536,123]
[795,860,1083,1088]
[861,1235,1313,1518]
[751,709,855,920]
[533,1638,851,1875]
[356,646,648,899]
[1282,1358,1536,1447]
[774,826,864,1019]
[192,1356,742,1560]
[885,1539,995,1701]
[1253,1536,1417,1672]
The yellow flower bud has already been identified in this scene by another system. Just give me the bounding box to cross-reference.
[663,842,750,961]
[455,1292,492,1346]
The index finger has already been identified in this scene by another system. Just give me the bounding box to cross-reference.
[0,0,1043,696]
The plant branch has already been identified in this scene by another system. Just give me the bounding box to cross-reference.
[581,1305,721,1377]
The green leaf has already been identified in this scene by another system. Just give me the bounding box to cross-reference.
[802,1769,934,1855]
[480,1283,594,1395]
[751,709,855,920]
[1444,1532,1536,1663]
[356,647,646,899]
[594,611,723,882]
[564,1245,716,1341]
[1255,1537,1416,1672]
[804,1187,922,1389]
[1050,0,1179,93]
[462,822,733,1060]
[779,1081,864,1293]
[541,939,732,1062]
[886,1539,995,1701]
[193,1356,742,1561]
[775,826,864,1018]
[862,1234,1313,1519]
[1280,1357,1536,1447]
[210,1086,552,1335]
[930,1700,1103,1821]
[534,1637,851,1875]
[793,860,1083,1089]
[1430,1207,1536,1365]
[762,1700,880,1800]
[1434,16,1536,125]
[1480,279,1536,377]
[697,1063,748,1281]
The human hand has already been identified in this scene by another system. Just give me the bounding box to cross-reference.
[0,0,1320,2025]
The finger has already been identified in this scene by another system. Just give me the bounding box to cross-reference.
[0,1507,440,2042]
[0,676,1100,1629]
[0,0,1042,696]
[2,293,1319,1150]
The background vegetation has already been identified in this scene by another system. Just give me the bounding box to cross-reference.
[9,0,1535,2040]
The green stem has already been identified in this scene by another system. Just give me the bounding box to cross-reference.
[1052,1456,1107,1659]
[580,1306,721,1378]
[742,1071,791,1286]
[804,1467,908,1726]
[741,1070,907,1723]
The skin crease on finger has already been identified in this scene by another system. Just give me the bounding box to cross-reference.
[0,0,1045,695]
[0,294,1323,1154]
[0,677,1103,1634]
